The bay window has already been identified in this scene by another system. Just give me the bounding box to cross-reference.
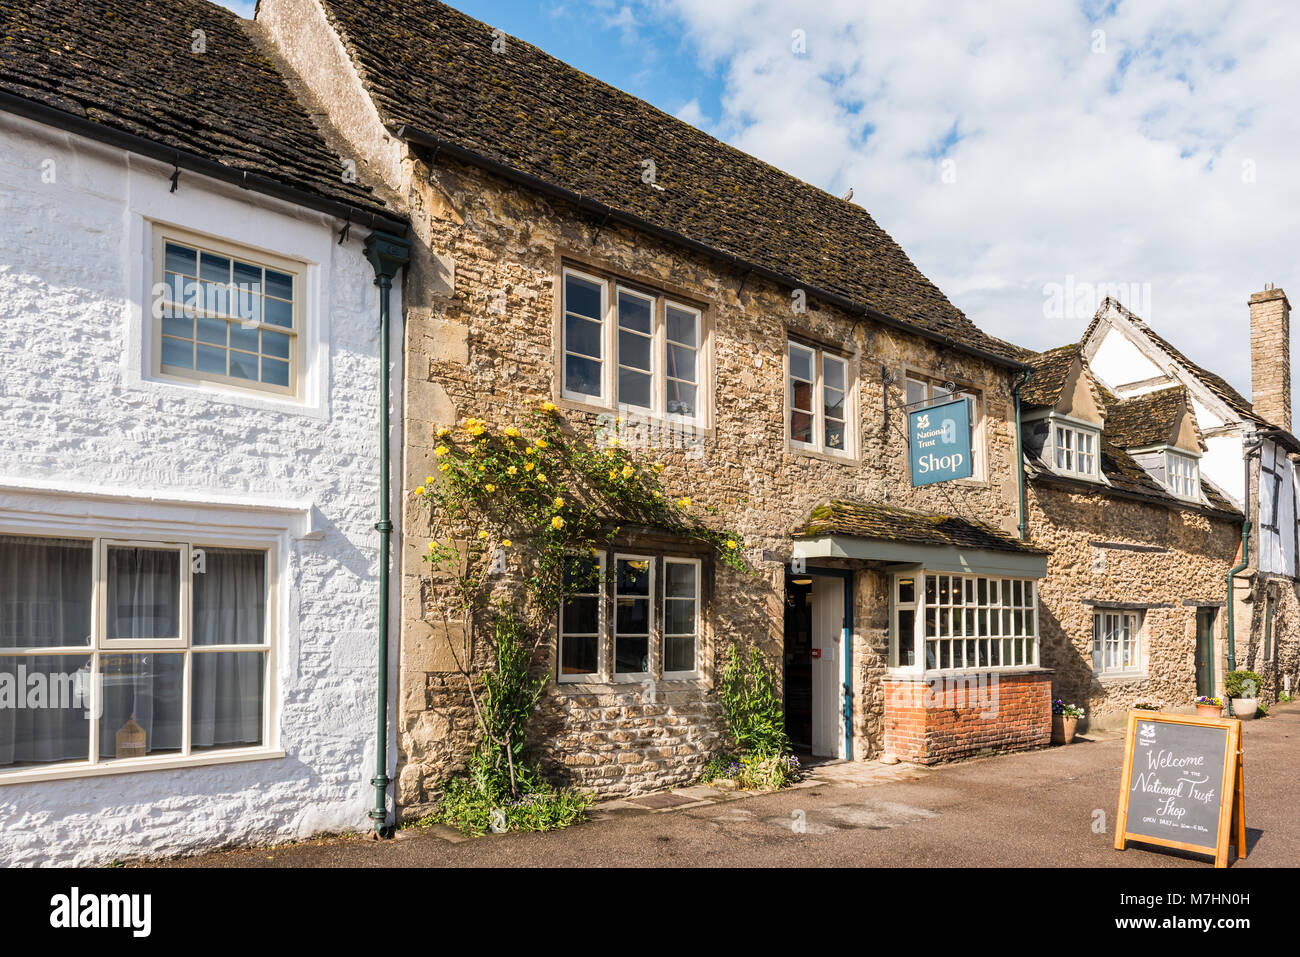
[891,571,1039,671]
[0,533,271,778]
[560,267,704,421]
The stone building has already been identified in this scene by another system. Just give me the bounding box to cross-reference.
[1013,290,1300,727]
[1082,294,1300,711]
[0,0,407,863]
[255,0,1054,814]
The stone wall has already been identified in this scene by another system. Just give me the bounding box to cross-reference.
[392,151,1027,813]
[1027,480,1241,724]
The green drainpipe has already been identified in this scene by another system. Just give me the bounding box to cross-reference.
[363,230,411,836]
[1012,369,1030,541]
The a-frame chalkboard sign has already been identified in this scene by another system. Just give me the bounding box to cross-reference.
[1114,711,1245,867]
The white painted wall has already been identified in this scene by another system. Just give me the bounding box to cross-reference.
[1203,433,1245,504]
[1091,327,1166,392]
[0,113,402,865]
[1257,439,1297,577]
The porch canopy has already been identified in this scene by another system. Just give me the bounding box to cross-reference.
[793,501,1047,578]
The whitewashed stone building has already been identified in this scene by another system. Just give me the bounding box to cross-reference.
[0,0,409,864]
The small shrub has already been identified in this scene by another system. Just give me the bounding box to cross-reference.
[718,643,790,757]
[1225,669,1263,700]
[700,752,800,790]
[1052,699,1085,718]
[434,777,593,836]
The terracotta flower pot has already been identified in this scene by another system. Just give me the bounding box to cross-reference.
[1196,703,1222,718]
[1051,714,1078,744]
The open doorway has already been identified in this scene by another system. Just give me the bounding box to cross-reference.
[784,573,849,759]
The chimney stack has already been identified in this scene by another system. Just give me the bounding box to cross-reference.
[1249,283,1292,432]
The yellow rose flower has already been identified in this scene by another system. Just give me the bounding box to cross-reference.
[425,475,435,485]
[485,484,495,492]
[621,465,634,479]
[727,540,738,550]
[507,465,518,476]
[541,401,557,413]
[525,447,536,456]
[551,516,564,530]
[504,426,521,438]
[436,427,451,438]
[414,486,426,496]
[677,497,691,508]
[553,497,565,508]
[478,530,488,540]
[535,438,548,449]
[608,469,618,480]
[653,491,662,498]
[434,446,449,457]
[427,541,437,551]
[537,474,548,483]
[502,539,512,548]
[652,462,665,473]
[438,463,450,473]
[477,465,485,472]
[524,462,535,472]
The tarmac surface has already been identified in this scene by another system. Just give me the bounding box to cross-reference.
[143,704,1300,868]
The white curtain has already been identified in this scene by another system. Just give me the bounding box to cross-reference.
[0,537,93,766]
[190,549,265,748]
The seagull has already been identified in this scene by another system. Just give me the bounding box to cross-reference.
[841,187,854,201]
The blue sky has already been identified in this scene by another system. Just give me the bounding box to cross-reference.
[217,1,1300,416]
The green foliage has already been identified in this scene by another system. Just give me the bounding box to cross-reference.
[1225,669,1263,699]
[701,751,801,790]
[1279,692,1294,703]
[467,610,547,800]
[432,777,593,836]
[718,643,790,759]
[416,406,750,623]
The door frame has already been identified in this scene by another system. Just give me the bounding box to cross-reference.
[784,566,854,760]
[1195,607,1217,698]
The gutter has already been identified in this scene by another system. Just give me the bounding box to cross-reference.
[1013,369,1029,541]
[392,124,1028,373]
[1227,435,1263,691]
[0,91,409,236]
[363,230,412,836]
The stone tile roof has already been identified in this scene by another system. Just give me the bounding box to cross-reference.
[795,501,1046,555]
[1103,385,1202,451]
[1019,344,1081,409]
[0,0,394,222]
[313,0,1020,364]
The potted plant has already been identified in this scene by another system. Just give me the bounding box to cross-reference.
[1194,695,1223,717]
[1225,669,1262,721]
[1052,699,1085,743]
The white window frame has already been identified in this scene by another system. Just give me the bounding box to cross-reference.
[661,557,701,679]
[557,550,605,684]
[612,553,655,680]
[905,374,983,479]
[1093,610,1144,677]
[891,573,920,669]
[151,226,303,399]
[560,266,707,424]
[890,571,1040,674]
[788,340,855,457]
[0,527,277,784]
[1051,421,1100,480]
[1166,450,1200,500]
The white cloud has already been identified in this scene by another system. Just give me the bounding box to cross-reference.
[643,0,1300,412]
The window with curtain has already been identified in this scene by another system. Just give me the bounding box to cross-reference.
[0,534,270,776]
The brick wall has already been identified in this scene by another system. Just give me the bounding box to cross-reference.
[883,671,1052,763]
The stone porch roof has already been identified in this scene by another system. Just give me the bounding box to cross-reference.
[794,501,1045,555]
[311,0,1022,366]
[0,0,396,224]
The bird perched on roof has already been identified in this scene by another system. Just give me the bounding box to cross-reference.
[841,187,854,201]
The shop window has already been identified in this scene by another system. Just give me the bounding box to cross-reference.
[891,571,1038,672]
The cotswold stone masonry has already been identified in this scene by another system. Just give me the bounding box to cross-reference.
[392,155,1026,812]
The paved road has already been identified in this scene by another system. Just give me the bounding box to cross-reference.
[151,705,1300,868]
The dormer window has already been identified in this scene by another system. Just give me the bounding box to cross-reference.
[1051,422,1099,479]
[1166,450,1200,499]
